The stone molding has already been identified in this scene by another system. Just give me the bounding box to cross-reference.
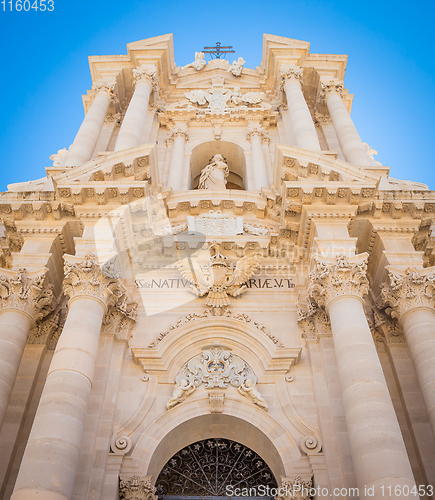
[380,266,435,320]
[63,253,125,308]
[308,253,370,309]
[149,309,282,348]
[119,476,157,500]
[0,267,54,321]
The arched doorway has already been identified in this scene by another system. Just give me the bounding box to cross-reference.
[155,437,278,499]
[190,141,246,190]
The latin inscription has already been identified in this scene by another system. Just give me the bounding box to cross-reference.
[135,277,295,289]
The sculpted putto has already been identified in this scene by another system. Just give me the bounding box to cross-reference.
[229,57,246,77]
[184,51,206,71]
[198,154,229,190]
[238,378,268,410]
[166,378,195,410]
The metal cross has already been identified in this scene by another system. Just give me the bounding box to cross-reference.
[203,42,235,59]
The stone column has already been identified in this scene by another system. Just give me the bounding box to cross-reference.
[64,82,117,167]
[309,254,416,499]
[321,81,373,166]
[281,67,320,152]
[115,66,156,152]
[167,125,189,191]
[381,267,435,438]
[11,254,128,500]
[0,268,53,432]
[247,123,269,190]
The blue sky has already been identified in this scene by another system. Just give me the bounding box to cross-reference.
[0,0,434,191]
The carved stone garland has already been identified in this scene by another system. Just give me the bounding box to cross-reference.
[0,268,54,321]
[380,267,435,320]
[297,297,331,340]
[119,476,157,500]
[166,347,268,410]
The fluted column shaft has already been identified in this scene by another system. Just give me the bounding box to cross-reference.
[64,83,116,167]
[310,255,416,500]
[322,81,373,166]
[115,67,155,152]
[281,68,320,152]
[167,128,188,191]
[247,124,269,190]
[0,269,53,432]
[11,255,125,500]
[381,268,435,438]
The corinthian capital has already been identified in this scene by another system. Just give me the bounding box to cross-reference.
[133,66,158,89]
[119,476,157,500]
[92,81,118,103]
[321,80,345,98]
[380,267,435,320]
[0,268,54,321]
[246,124,269,143]
[63,253,125,308]
[308,253,370,308]
[280,66,304,87]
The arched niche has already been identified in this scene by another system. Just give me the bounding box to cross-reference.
[190,141,246,190]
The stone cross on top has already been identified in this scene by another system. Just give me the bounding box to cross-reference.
[203,42,235,59]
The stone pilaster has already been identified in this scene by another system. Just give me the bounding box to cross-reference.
[64,81,118,167]
[0,268,54,431]
[115,66,157,152]
[308,254,416,499]
[11,254,133,500]
[280,66,320,152]
[381,267,435,438]
[321,80,374,166]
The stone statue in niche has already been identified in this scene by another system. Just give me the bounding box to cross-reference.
[229,57,246,77]
[184,52,207,71]
[198,154,229,190]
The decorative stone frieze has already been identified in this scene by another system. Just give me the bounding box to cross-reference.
[308,253,370,308]
[119,476,157,500]
[63,253,125,308]
[380,267,435,320]
[166,346,267,410]
[0,268,54,321]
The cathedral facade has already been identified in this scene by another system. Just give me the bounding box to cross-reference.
[0,33,434,500]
